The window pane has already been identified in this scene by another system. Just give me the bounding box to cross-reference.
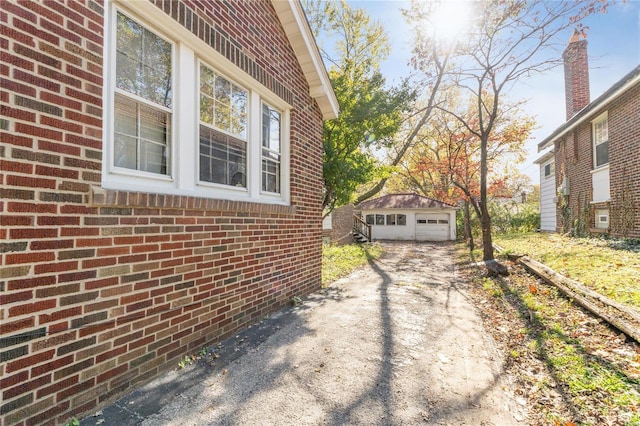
[386,214,396,225]
[366,214,374,225]
[140,140,166,174]
[200,96,213,125]
[261,103,281,193]
[199,125,246,187]
[114,93,169,174]
[116,12,171,107]
[200,64,247,139]
[595,140,608,167]
[262,104,281,151]
[376,214,385,225]
[397,214,406,226]
[114,94,137,136]
[114,134,137,169]
[594,119,608,144]
[140,103,168,143]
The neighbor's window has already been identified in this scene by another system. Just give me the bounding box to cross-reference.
[199,64,248,187]
[114,11,172,174]
[397,214,406,226]
[593,114,608,168]
[595,209,609,229]
[262,103,281,193]
[366,214,374,225]
[386,214,396,225]
[544,162,554,177]
[375,214,385,225]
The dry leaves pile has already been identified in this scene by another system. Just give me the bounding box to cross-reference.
[459,256,640,425]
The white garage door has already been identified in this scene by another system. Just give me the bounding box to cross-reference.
[415,213,450,241]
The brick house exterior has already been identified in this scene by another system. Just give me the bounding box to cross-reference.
[537,33,640,238]
[322,204,355,245]
[0,1,337,424]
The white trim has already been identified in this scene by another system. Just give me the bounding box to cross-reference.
[595,208,609,229]
[103,5,178,192]
[538,71,640,152]
[591,111,609,169]
[270,0,339,119]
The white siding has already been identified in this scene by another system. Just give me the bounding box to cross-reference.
[539,158,557,232]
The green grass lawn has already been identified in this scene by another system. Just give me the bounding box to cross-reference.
[493,233,640,309]
[322,243,383,286]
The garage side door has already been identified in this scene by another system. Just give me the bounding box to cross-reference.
[415,213,450,241]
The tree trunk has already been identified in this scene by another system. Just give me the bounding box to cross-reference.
[463,200,474,251]
[479,201,494,261]
[479,134,494,261]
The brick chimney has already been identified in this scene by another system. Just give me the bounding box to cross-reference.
[563,29,590,120]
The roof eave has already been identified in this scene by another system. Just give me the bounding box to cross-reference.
[271,0,339,120]
[533,149,555,164]
[537,66,640,152]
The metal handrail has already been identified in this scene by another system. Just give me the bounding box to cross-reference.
[353,214,371,242]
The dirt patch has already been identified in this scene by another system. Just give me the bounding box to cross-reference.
[134,242,524,425]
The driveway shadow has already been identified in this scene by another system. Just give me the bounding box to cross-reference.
[84,242,515,425]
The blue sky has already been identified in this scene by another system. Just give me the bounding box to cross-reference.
[351,0,640,184]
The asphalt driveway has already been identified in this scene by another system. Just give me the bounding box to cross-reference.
[83,242,525,425]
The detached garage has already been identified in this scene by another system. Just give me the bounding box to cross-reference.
[356,193,458,241]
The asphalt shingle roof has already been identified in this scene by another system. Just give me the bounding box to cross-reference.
[356,193,458,210]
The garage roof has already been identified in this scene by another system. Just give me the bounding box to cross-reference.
[356,193,458,210]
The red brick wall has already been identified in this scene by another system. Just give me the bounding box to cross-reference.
[0,1,325,424]
[555,82,640,238]
[608,83,640,238]
[327,204,355,245]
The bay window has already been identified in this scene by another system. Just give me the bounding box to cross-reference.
[104,4,290,204]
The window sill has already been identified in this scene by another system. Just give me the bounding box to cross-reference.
[90,186,297,215]
[590,164,610,174]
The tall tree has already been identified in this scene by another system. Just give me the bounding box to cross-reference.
[391,92,533,250]
[404,0,603,262]
[303,0,413,215]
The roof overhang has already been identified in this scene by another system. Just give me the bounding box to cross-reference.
[538,66,640,152]
[271,0,339,120]
[533,149,555,165]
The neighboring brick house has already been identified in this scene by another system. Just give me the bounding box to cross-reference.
[536,32,640,238]
[322,204,355,245]
[0,1,338,424]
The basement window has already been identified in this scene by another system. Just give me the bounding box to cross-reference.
[595,209,609,229]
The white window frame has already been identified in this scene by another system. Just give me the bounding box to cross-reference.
[595,209,609,229]
[544,161,554,178]
[102,0,291,205]
[260,101,283,196]
[197,61,249,192]
[592,112,608,169]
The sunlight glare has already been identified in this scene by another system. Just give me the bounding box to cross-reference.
[430,1,474,45]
